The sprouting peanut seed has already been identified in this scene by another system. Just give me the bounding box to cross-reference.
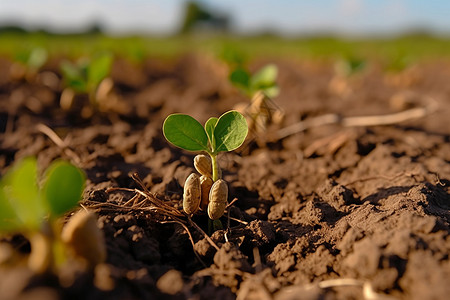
[199,175,213,211]
[194,154,213,178]
[207,179,228,220]
[183,173,201,214]
[194,154,221,179]
[61,210,106,268]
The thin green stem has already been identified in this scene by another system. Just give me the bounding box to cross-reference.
[210,154,219,182]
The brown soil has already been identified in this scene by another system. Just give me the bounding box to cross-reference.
[1,54,450,300]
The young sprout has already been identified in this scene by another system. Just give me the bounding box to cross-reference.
[59,52,113,114]
[10,47,48,81]
[0,157,104,273]
[230,64,284,144]
[329,56,367,97]
[334,56,366,78]
[229,63,279,99]
[163,110,248,223]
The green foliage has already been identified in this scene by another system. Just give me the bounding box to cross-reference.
[163,111,248,156]
[60,52,113,95]
[219,45,247,66]
[60,60,88,93]
[87,53,113,90]
[42,161,86,217]
[15,47,48,71]
[213,111,249,153]
[163,114,209,152]
[1,158,43,230]
[229,64,279,98]
[0,158,86,233]
[335,56,366,77]
[0,188,21,232]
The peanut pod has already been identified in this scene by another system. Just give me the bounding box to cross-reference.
[207,179,228,220]
[183,173,201,214]
[199,175,213,211]
[62,210,106,268]
[194,154,221,179]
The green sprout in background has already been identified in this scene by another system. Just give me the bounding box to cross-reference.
[229,63,280,99]
[228,63,285,143]
[10,47,48,81]
[59,52,113,114]
[334,55,367,77]
[0,157,87,273]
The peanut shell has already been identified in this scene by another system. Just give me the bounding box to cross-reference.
[62,210,106,268]
[183,173,201,214]
[194,154,221,179]
[194,154,213,178]
[207,179,228,220]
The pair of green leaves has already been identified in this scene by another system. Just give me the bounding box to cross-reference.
[0,158,85,233]
[163,110,248,154]
[229,64,279,98]
[60,52,113,94]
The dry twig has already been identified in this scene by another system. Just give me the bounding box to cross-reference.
[36,123,81,164]
[275,101,437,140]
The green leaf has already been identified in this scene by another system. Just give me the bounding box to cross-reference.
[213,111,248,153]
[60,61,87,93]
[0,187,23,232]
[263,85,280,98]
[1,157,44,230]
[205,117,218,151]
[42,161,86,217]
[27,47,48,70]
[163,114,209,152]
[250,64,278,90]
[229,68,250,89]
[87,53,113,89]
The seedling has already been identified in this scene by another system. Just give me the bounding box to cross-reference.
[0,157,103,273]
[163,111,248,228]
[229,63,279,99]
[59,52,113,114]
[334,56,366,77]
[230,64,284,144]
[11,47,48,81]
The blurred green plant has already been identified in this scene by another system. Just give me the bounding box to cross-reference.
[60,52,113,111]
[11,47,48,81]
[229,64,279,99]
[0,157,87,273]
[15,47,48,73]
[334,56,367,77]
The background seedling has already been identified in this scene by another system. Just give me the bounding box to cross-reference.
[334,56,367,78]
[10,47,48,82]
[163,110,248,228]
[230,64,284,145]
[59,52,113,115]
[0,157,103,273]
[229,63,279,99]
[329,55,367,97]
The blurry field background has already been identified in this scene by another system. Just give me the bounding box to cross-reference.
[1,0,450,63]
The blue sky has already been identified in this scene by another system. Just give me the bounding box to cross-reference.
[1,0,449,36]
